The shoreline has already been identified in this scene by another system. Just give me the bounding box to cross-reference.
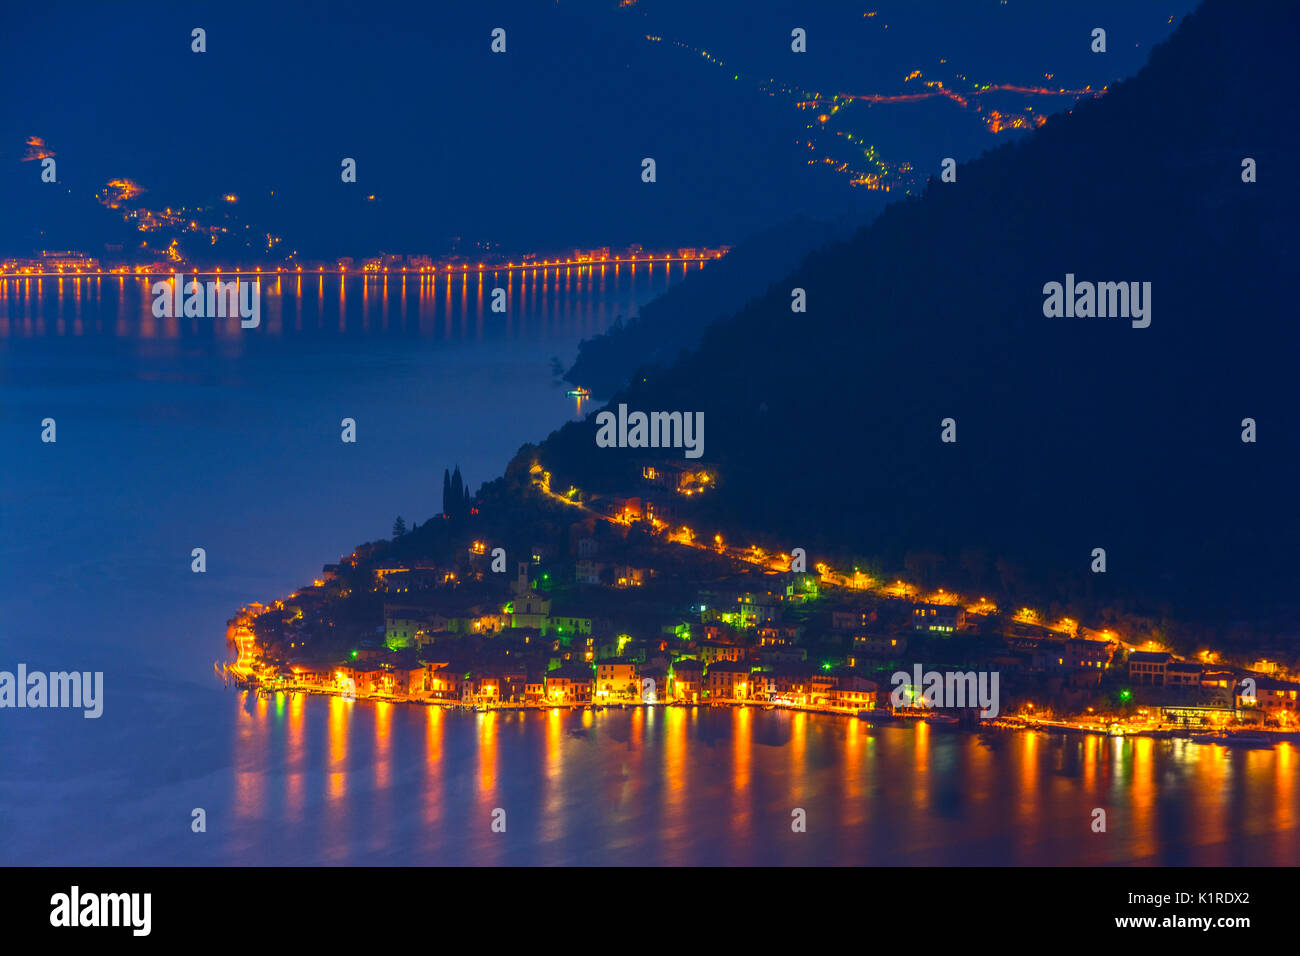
[224,678,1300,745]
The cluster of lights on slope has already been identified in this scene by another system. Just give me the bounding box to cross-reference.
[532,464,1125,649]
[642,35,1103,193]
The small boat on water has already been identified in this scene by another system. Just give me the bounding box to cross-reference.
[565,387,591,399]
[856,710,875,721]
[924,713,960,726]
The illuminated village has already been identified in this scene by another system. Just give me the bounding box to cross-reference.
[3,155,730,279]
[222,455,1300,746]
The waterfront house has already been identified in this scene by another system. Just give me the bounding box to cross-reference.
[639,665,668,703]
[809,672,837,705]
[388,662,427,696]
[773,667,813,704]
[471,673,501,703]
[595,660,640,699]
[830,675,879,710]
[339,661,384,695]
[546,664,595,704]
[705,660,751,701]
[420,656,451,683]
[499,673,527,702]
[427,667,468,701]
[749,670,777,700]
[286,662,333,687]
[670,659,704,703]
[524,675,546,702]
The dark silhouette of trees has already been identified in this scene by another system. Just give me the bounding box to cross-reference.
[442,466,473,520]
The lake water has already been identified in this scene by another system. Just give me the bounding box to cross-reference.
[5,691,1298,865]
[2,265,1298,866]
[0,263,688,678]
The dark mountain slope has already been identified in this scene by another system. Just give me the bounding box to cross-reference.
[565,214,865,397]
[526,0,1300,624]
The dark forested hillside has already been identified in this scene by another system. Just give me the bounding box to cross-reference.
[527,0,1300,626]
[565,215,864,397]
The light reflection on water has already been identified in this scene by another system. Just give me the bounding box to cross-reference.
[0,263,700,343]
[216,693,1300,866]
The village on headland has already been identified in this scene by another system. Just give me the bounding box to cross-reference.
[222,456,1300,747]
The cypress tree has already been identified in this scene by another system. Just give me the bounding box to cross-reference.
[451,466,465,517]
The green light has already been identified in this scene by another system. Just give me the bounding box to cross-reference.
[350,650,357,659]
[1120,689,1132,701]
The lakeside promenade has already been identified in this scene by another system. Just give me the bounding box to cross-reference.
[219,669,1300,746]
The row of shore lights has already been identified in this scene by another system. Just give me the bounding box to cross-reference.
[0,251,724,278]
